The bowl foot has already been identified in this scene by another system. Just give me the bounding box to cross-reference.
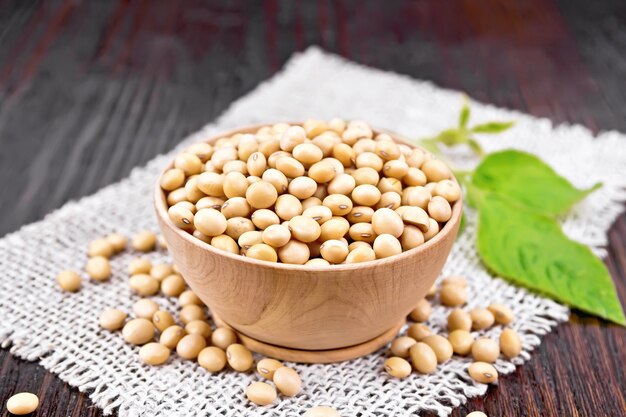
[212,314,405,364]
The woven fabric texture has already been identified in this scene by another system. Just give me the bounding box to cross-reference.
[1,47,625,417]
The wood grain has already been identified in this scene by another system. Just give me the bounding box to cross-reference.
[0,0,624,416]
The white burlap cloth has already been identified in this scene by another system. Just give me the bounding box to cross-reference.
[2,47,626,417]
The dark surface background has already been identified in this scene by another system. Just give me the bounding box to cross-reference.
[1,1,625,416]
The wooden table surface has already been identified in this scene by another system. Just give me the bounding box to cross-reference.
[1,1,625,416]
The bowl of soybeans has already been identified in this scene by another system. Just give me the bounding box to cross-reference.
[155,119,462,357]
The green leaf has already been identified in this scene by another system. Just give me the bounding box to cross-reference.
[435,128,468,147]
[476,192,626,325]
[471,121,515,134]
[472,150,601,216]
[466,138,484,156]
[459,98,470,128]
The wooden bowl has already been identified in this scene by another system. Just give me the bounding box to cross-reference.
[155,124,462,360]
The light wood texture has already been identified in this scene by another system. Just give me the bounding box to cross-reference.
[155,125,462,352]
[213,314,405,363]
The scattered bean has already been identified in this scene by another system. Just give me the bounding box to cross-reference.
[88,238,114,258]
[471,338,500,363]
[152,310,175,332]
[448,308,472,331]
[273,366,302,396]
[226,343,254,371]
[198,346,227,372]
[384,356,412,378]
[129,274,160,296]
[185,320,212,339]
[133,299,159,319]
[257,358,283,380]
[6,392,39,415]
[440,284,467,306]
[86,256,111,281]
[488,303,514,325]
[500,328,522,358]
[132,231,157,252]
[441,275,467,287]
[390,336,417,358]
[161,274,186,296]
[410,342,438,374]
[176,334,207,359]
[179,304,205,324]
[422,334,453,363]
[139,342,170,365]
[122,318,154,345]
[303,406,342,417]
[470,308,495,330]
[129,258,152,275]
[409,299,432,322]
[56,270,81,292]
[159,325,186,349]
[468,362,498,384]
[179,290,203,307]
[407,323,432,341]
[448,330,474,356]
[246,381,277,406]
[99,309,127,331]
[211,327,238,350]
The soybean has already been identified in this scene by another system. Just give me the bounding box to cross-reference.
[407,323,432,341]
[440,284,467,306]
[226,343,254,371]
[139,342,170,365]
[468,362,498,384]
[422,334,453,363]
[56,270,81,292]
[257,358,283,380]
[448,330,474,356]
[304,406,342,417]
[500,328,522,358]
[384,356,412,378]
[410,342,438,374]
[159,325,186,349]
[99,309,127,331]
[471,338,500,363]
[470,308,495,330]
[6,392,39,415]
[122,318,154,345]
[273,366,302,396]
[390,336,417,358]
[86,256,111,281]
[488,303,515,325]
[409,299,432,322]
[246,382,277,406]
[198,346,227,372]
[132,231,157,252]
[211,327,238,350]
[133,299,159,319]
[177,334,207,359]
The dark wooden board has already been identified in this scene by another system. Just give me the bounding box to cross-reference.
[1,1,625,416]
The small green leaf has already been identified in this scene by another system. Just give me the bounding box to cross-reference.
[476,192,626,325]
[471,121,515,134]
[435,128,468,147]
[466,138,484,156]
[459,98,470,128]
[472,150,601,216]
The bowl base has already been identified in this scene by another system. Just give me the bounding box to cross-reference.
[212,314,405,364]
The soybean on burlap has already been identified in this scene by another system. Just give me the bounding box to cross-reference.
[2,47,626,417]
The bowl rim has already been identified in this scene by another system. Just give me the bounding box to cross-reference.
[154,123,463,273]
